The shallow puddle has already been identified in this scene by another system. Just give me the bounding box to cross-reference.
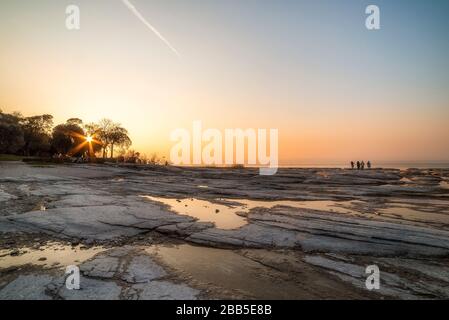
[32,201,47,211]
[440,181,449,189]
[144,195,449,229]
[227,198,449,227]
[147,244,316,299]
[143,196,364,230]
[378,206,449,225]
[0,242,105,270]
[143,196,248,229]
[234,199,361,216]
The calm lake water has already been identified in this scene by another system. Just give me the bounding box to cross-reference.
[182,163,449,170]
[279,162,449,169]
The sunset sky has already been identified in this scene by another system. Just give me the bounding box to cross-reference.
[1,0,448,164]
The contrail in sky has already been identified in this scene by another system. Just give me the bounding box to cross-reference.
[121,0,181,57]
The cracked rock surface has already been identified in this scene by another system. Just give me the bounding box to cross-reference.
[1,162,449,299]
[1,246,199,300]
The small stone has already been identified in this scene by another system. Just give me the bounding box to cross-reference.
[38,257,47,261]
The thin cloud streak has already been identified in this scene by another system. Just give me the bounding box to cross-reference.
[122,0,180,57]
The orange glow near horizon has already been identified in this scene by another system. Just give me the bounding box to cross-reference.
[1,1,449,164]
[65,132,101,158]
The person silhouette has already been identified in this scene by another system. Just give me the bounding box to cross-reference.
[351,161,355,170]
[367,161,371,169]
[361,161,365,170]
[356,161,361,170]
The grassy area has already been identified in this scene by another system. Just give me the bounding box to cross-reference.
[0,155,60,166]
[0,154,25,161]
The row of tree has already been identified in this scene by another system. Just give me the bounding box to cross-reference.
[0,109,131,159]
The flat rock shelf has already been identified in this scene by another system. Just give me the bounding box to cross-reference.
[1,161,449,299]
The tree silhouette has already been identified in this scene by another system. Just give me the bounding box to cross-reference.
[51,120,86,156]
[20,114,53,156]
[0,110,25,154]
[1,110,135,161]
[109,125,131,158]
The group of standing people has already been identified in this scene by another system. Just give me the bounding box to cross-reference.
[351,160,371,170]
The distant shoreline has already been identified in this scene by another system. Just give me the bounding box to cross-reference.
[2,156,449,170]
[177,163,449,170]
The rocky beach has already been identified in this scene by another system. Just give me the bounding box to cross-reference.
[1,161,449,300]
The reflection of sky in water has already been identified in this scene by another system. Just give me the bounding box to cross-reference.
[440,181,449,189]
[144,195,449,230]
[143,196,248,229]
[378,206,449,225]
[235,199,360,216]
[0,242,105,270]
[147,244,310,299]
[143,196,360,229]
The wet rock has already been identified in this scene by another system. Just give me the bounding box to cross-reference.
[51,194,123,208]
[121,255,166,283]
[80,247,167,284]
[187,206,449,257]
[303,255,449,299]
[132,281,199,300]
[0,275,53,300]
[0,189,17,202]
[156,222,214,237]
[376,258,449,285]
[1,163,449,299]
[80,255,121,279]
[57,277,122,300]
[8,202,193,241]
[10,250,20,256]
